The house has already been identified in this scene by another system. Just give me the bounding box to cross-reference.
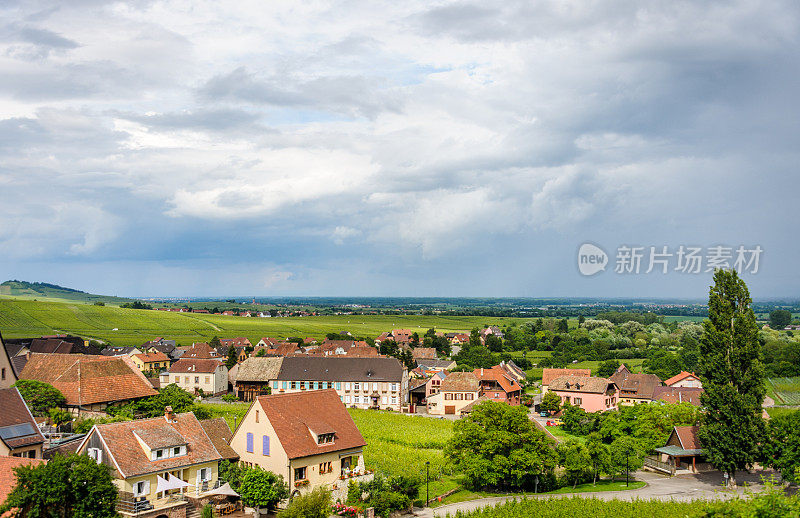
[219,338,252,349]
[230,390,367,497]
[19,353,157,413]
[415,359,456,376]
[651,425,708,475]
[548,375,619,412]
[221,311,237,316]
[0,456,46,505]
[26,336,101,356]
[0,333,17,389]
[319,340,369,356]
[427,372,480,416]
[541,368,591,395]
[497,360,526,383]
[473,366,522,405]
[408,371,447,407]
[131,352,171,374]
[344,347,380,358]
[162,359,228,396]
[101,346,143,357]
[76,407,224,518]
[664,371,703,388]
[184,342,218,359]
[609,365,663,405]
[0,388,45,459]
[256,337,280,348]
[652,386,704,406]
[235,357,407,410]
[445,333,470,345]
[140,339,177,360]
[479,326,504,340]
[412,348,438,362]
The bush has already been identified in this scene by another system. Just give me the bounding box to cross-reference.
[201,504,213,518]
[221,394,239,403]
[12,379,67,415]
[238,466,288,511]
[278,487,331,518]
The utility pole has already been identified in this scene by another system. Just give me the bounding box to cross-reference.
[426,461,430,505]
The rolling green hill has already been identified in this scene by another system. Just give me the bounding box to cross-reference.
[0,280,136,305]
[0,298,534,347]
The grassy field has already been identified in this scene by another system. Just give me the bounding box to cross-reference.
[198,401,250,430]
[767,377,800,405]
[0,298,537,346]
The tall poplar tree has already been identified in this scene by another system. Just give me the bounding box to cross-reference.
[698,269,765,488]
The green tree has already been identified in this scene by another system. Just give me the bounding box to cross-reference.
[445,401,558,490]
[586,432,611,486]
[560,403,588,434]
[48,408,72,429]
[557,440,591,488]
[485,334,503,353]
[609,436,643,481]
[209,336,222,349]
[278,486,331,518]
[698,269,765,489]
[558,319,569,333]
[0,453,118,518]
[226,345,238,370]
[769,309,792,330]
[238,467,288,511]
[540,391,562,414]
[762,411,800,482]
[597,359,621,378]
[12,379,67,415]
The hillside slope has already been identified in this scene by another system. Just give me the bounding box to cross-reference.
[0,280,135,305]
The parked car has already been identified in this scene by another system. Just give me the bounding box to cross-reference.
[539,411,550,417]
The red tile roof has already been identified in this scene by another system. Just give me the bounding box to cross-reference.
[83,412,223,477]
[186,342,215,359]
[652,386,704,406]
[200,418,238,461]
[549,375,615,394]
[674,425,701,450]
[256,389,366,460]
[19,354,156,406]
[0,388,45,449]
[609,365,663,399]
[664,371,700,386]
[473,366,521,394]
[542,368,591,386]
[0,456,45,504]
[440,372,480,392]
[169,358,223,374]
[412,348,437,360]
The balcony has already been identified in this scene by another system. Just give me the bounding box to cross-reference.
[117,493,188,516]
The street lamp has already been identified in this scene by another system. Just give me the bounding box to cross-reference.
[426,461,430,505]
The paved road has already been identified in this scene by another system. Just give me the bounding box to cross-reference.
[410,469,776,518]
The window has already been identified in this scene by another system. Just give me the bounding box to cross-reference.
[88,447,103,464]
[455,393,463,400]
[262,435,270,456]
[345,395,351,404]
[354,382,360,391]
[272,381,279,389]
[445,393,452,400]
[322,382,328,389]
[155,449,163,459]
[294,467,307,481]
[317,433,334,444]
[1,367,5,380]
[246,432,254,453]
[391,396,397,405]
[336,382,342,390]
[255,410,259,423]
[305,381,310,390]
[319,461,332,474]
[355,395,361,404]
[198,467,209,482]
[134,480,149,497]
[184,376,189,383]
[313,381,319,390]
[173,446,181,456]
[174,376,179,383]
[575,397,583,405]
[282,381,287,390]
[381,396,387,405]
[195,376,200,383]
[391,383,398,392]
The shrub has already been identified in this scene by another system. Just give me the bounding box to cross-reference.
[12,379,66,415]
[278,487,331,518]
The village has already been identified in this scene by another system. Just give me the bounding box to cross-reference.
[0,288,787,518]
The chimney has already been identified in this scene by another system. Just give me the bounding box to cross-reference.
[165,406,175,422]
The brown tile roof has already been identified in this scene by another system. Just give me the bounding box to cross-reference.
[412,348,437,360]
[85,412,223,478]
[256,389,366,460]
[345,347,380,358]
[664,371,700,386]
[200,418,238,461]
[460,395,491,413]
[134,425,187,449]
[186,342,215,359]
[542,368,591,386]
[652,386,704,406]
[219,338,252,347]
[0,456,45,504]
[549,375,615,394]
[609,366,662,399]
[169,358,224,374]
[674,425,700,450]
[19,354,156,406]
[474,366,521,394]
[276,356,403,382]
[236,357,284,382]
[133,352,170,364]
[440,372,480,392]
[0,388,45,449]
[271,343,300,356]
[259,337,279,346]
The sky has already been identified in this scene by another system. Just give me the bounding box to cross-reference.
[1,0,799,299]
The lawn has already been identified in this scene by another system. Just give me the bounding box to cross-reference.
[437,495,702,517]
[0,298,538,346]
[545,425,586,444]
[198,401,250,430]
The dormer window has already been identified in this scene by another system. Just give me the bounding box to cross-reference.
[156,449,163,459]
[317,433,335,445]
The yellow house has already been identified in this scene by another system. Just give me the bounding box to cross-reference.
[131,351,171,374]
[427,371,481,416]
[231,389,368,498]
[76,407,223,518]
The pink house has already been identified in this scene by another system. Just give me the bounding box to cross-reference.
[549,375,619,412]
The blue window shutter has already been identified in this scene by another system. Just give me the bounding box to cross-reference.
[263,435,270,456]
[246,432,253,453]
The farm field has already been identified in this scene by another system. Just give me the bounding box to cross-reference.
[766,377,800,405]
[0,298,537,346]
[439,496,703,518]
